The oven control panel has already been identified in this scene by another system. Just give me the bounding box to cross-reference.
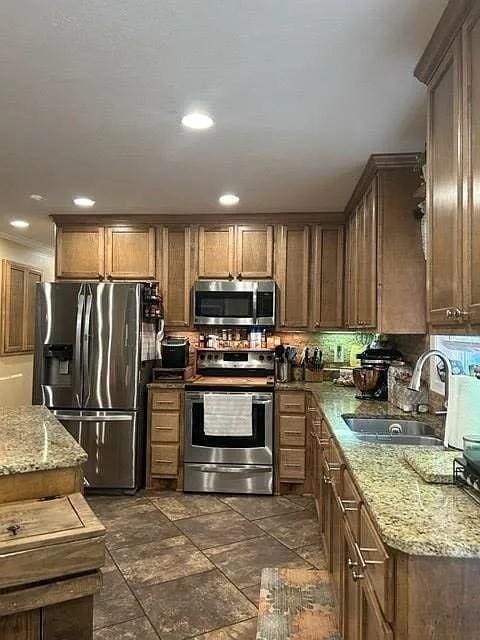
[196,350,274,371]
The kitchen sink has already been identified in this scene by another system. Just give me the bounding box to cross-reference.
[342,415,443,446]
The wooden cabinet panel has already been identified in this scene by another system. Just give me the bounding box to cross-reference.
[158,226,192,327]
[105,227,155,279]
[343,524,361,640]
[346,208,360,328]
[360,505,393,623]
[276,225,310,328]
[151,412,180,443]
[279,448,305,480]
[357,182,377,328]
[427,40,463,327]
[278,391,305,414]
[359,579,393,640]
[151,444,178,476]
[151,390,181,411]
[235,225,273,278]
[198,226,235,278]
[56,226,104,279]
[310,225,344,329]
[0,610,40,640]
[279,414,306,447]
[1,260,42,355]
[463,6,480,327]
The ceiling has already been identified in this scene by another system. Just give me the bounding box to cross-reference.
[0,0,447,248]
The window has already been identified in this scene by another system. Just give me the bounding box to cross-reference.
[429,335,480,395]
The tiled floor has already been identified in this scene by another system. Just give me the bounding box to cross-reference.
[88,492,327,640]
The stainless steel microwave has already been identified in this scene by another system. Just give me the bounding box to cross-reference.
[193,280,275,326]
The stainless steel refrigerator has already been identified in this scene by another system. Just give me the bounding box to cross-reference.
[33,282,157,492]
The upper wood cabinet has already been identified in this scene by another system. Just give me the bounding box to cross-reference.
[105,226,156,279]
[276,225,310,328]
[157,225,193,327]
[1,260,42,355]
[235,225,274,278]
[310,225,344,329]
[463,4,480,329]
[426,41,463,328]
[56,226,104,279]
[345,155,426,334]
[197,224,273,279]
[55,225,155,280]
[415,0,480,333]
[198,225,235,278]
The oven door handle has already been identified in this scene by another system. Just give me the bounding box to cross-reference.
[198,465,269,474]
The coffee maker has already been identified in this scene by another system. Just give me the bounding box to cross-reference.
[354,340,404,400]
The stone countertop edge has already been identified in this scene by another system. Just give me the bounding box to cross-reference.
[303,383,480,559]
[0,405,88,477]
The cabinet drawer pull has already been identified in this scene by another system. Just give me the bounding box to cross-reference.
[155,426,174,430]
[307,408,318,413]
[325,461,341,475]
[360,546,384,565]
[337,495,359,515]
[155,400,175,404]
[284,430,302,435]
[312,421,322,426]
[155,459,174,464]
[285,464,302,468]
[323,474,333,485]
[283,403,302,408]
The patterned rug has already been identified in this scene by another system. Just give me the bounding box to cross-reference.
[256,568,340,640]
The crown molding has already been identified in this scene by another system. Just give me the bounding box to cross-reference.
[414,0,474,84]
[0,231,55,257]
[344,152,422,213]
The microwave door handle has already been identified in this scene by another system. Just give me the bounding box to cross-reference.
[252,282,257,325]
[73,285,85,407]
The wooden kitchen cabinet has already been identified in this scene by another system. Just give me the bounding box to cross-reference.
[462,4,480,329]
[415,0,480,333]
[235,225,274,278]
[105,226,156,279]
[157,225,193,327]
[359,579,393,640]
[277,391,307,490]
[198,224,273,279]
[56,226,105,279]
[342,523,361,640]
[198,225,235,278]
[345,154,426,333]
[1,260,42,355]
[276,225,310,328]
[310,225,344,329]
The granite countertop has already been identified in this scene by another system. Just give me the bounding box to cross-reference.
[304,383,480,559]
[0,406,88,476]
[403,449,458,484]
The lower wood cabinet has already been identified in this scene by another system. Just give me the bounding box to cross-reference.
[147,386,183,489]
[277,391,307,488]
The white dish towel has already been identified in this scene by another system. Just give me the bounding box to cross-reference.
[444,375,480,449]
[204,393,253,437]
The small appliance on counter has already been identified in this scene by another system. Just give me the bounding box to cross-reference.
[353,339,404,400]
[161,337,190,368]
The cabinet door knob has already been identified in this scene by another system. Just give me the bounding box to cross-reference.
[237,272,243,280]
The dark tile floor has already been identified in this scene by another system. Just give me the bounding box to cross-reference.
[88,492,326,640]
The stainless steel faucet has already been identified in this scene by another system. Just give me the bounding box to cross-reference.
[408,349,452,415]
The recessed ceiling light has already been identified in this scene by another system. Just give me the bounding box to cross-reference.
[73,196,96,208]
[10,220,30,229]
[219,193,239,206]
[29,194,44,201]
[182,112,214,130]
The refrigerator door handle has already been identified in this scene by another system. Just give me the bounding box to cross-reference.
[54,413,133,422]
[83,284,93,405]
[73,285,85,406]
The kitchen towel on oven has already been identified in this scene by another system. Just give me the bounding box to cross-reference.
[204,393,253,436]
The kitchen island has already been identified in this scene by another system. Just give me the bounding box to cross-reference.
[0,406,105,640]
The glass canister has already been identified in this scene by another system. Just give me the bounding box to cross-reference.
[463,434,480,474]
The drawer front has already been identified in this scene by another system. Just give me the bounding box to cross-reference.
[341,468,362,538]
[279,414,306,446]
[151,412,180,443]
[151,390,181,411]
[151,444,179,476]
[280,448,306,480]
[278,392,305,414]
[359,505,393,622]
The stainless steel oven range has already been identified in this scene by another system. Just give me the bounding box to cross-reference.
[184,349,274,494]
